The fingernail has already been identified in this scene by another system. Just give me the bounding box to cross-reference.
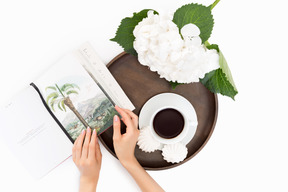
[81,129,85,134]
[114,115,118,122]
[87,127,91,131]
[93,129,96,134]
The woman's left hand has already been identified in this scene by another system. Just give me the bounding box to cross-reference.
[72,127,102,192]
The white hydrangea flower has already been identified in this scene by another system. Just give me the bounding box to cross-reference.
[133,11,220,83]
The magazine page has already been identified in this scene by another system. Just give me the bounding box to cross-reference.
[0,86,73,179]
[75,42,135,111]
[33,52,118,141]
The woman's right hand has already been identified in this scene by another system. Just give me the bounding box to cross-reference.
[112,106,165,192]
[112,105,140,167]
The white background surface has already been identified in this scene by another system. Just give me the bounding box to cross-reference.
[0,0,287,191]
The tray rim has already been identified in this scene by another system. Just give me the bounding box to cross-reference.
[99,52,218,170]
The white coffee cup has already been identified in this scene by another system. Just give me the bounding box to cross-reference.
[149,106,189,145]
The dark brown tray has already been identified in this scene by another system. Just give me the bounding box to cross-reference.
[99,52,218,170]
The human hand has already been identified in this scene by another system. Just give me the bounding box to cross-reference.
[113,106,165,192]
[72,127,102,192]
[113,105,140,167]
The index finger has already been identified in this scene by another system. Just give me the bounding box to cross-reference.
[75,129,86,161]
[122,108,138,128]
[72,135,79,163]
[82,127,92,159]
[88,129,97,160]
[115,106,134,127]
[122,108,138,119]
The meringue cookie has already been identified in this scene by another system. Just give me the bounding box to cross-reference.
[137,126,161,153]
[162,143,188,163]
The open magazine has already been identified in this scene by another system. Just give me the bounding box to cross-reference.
[0,42,135,178]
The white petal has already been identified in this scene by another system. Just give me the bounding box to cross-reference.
[181,23,200,37]
[191,36,202,46]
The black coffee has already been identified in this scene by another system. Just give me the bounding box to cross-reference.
[153,108,184,139]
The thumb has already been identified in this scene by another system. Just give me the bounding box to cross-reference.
[113,115,121,140]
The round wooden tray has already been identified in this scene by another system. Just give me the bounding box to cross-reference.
[99,52,218,170]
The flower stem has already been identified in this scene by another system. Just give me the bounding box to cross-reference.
[210,0,220,10]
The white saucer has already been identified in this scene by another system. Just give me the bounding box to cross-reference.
[139,93,198,146]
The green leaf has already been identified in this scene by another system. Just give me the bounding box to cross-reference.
[45,86,56,91]
[110,9,158,56]
[206,44,219,52]
[49,99,58,112]
[218,50,237,91]
[169,81,183,90]
[173,3,214,43]
[58,101,63,111]
[50,96,59,105]
[200,48,238,99]
[50,98,65,112]
[72,83,80,90]
[50,102,55,112]
[66,90,78,95]
[46,92,59,104]
[61,84,73,92]
[61,83,80,93]
[61,100,66,112]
